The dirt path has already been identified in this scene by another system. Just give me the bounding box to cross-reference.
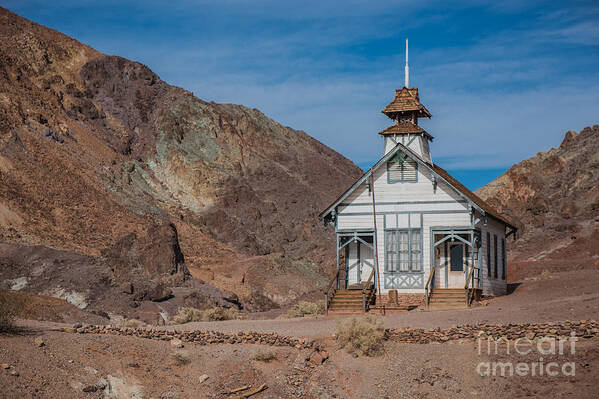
[161,270,599,338]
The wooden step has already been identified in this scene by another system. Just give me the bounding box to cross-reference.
[327,287,375,313]
[430,293,466,299]
[431,289,464,293]
[327,309,367,315]
[428,305,467,311]
[328,305,369,311]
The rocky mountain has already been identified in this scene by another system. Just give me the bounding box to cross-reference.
[0,7,362,320]
[476,125,599,281]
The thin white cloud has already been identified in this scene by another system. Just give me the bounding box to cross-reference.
[6,0,598,172]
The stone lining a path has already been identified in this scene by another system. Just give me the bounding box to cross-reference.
[66,320,598,352]
[386,320,599,343]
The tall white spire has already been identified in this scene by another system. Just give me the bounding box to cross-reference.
[404,38,409,88]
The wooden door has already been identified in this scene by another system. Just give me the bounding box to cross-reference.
[448,243,465,288]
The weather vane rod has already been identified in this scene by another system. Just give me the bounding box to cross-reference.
[405,38,409,88]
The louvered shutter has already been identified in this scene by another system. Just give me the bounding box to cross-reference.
[402,159,418,181]
[387,160,403,182]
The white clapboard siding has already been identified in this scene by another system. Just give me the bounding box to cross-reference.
[480,218,507,296]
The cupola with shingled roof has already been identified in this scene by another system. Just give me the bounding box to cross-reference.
[381,39,433,163]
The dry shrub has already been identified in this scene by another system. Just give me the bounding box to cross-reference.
[0,290,20,333]
[171,307,203,324]
[283,301,325,318]
[336,316,385,356]
[253,350,277,363]
[171,307,238,324]
[204,307,238,321]
[121,319,142,328]
[171,352,191,366]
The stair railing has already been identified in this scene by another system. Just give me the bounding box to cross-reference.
[464,266,475,307]
[361,268,375,311]
[424,267,436,309]
[324,269,340,314]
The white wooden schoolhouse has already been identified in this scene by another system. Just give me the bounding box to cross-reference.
[320,41,517,312]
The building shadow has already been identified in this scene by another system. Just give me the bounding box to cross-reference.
[506,282,521,295]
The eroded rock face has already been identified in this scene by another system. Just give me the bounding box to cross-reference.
[477,126,599,280]
[104,223,188,284]
[0,8,362,309]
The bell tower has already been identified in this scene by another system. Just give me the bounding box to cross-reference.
[380,39,433,162]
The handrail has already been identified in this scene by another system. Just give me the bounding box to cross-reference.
[464,266,475,306]
[464,266,474,290]
[324,269,340,294]
[361,268,376,311]
[361,268,375,293]
[424,267,436,308]
[324,269,340,314]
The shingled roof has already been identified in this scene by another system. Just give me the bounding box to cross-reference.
[378,122,434,141]
[382,87,432,118]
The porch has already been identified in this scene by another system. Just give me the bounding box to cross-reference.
[324,231,377,313]
[425,227,481,309]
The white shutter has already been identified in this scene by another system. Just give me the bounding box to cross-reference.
[387,161,403,182]
[402,159,418,181]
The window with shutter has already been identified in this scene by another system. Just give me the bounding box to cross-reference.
[387,152,418,183]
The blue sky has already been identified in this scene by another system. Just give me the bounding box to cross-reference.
[5,0,599,190]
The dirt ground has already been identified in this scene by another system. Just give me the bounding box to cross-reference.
[1,326,597,399]
[1,269,598,399]
[164,269,599,337]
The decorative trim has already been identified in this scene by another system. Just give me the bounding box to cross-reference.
[384,272,424,289]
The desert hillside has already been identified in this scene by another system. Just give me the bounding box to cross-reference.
[476,125,599,281]
[0,7,363,319]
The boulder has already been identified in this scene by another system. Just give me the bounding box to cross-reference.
[147,282,172,302]
[82,385,98,393]
[103,223,189,284]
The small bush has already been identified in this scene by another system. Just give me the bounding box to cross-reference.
[283,301,325,318]
[171,352,191,366]
[0,291,19,333]
[121,319,142,328]
[171,307,203,324]
[170,307,238,324]
[204,307,238,321]
[336,316,385,356]
[253,350,277,363]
